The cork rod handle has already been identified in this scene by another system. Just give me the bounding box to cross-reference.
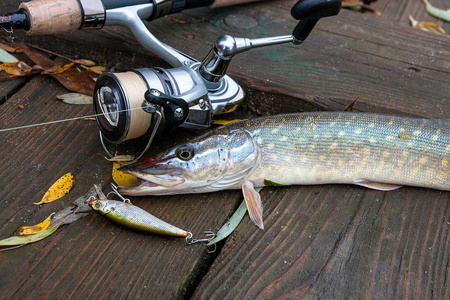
[19,0,82,35]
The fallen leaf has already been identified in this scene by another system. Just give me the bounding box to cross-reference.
[409,15,446,34]
[423,0,450,22]
[113,162,138,186]
[34,173,75,205]
[206,187,263,246]
[1,61,34,76]
[0,43,24,53]
[88,65,107,75]
[0,225,60,247]
[0,186,98,250]
[345,94,361,112]
[0,48,18,63]
[212,119,241,125]
[20,46,96,95]
[50,185,97,227]
[73,59,96,67]
[20,47,59,72]
[342,0,381,15]
[106,155,136,162]
[44,62,75,75]
[51,66,96,95]
[57,93,93,105]
[14,213,55,236]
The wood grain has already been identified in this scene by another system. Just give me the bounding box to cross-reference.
[0,0,448,299]
[0,74,240,298]
[19,1,449,117]
[193,186,450,299]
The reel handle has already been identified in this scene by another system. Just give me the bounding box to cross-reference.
[291,0,342,42]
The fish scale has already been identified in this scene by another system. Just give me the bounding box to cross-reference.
[231,113,449,190]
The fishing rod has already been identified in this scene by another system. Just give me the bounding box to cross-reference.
[1,0,343,163]
[0,0,262,35]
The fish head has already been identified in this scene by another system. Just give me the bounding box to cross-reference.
[89,199,112,215]
[118,128,260,195]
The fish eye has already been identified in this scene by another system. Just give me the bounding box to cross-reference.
[176,145,194,161]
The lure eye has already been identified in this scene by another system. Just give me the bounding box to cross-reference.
[176,145,194,161]
[94,202,101,209]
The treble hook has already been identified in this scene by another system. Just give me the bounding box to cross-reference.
[108,183,131,203]
[185,231,216,245]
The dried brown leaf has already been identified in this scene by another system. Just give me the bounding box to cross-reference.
[51,67,96,95]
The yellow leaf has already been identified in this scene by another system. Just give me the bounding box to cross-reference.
[0,225,60,246]
[112,162,138,186]
[212,119,241,125]
[1,61,34,76]
[14,213,56,235]
[34,173,75,205]
[73,59,96,67]
[89,65,108,75]
[409,15,446,34]
[43,62,75,75]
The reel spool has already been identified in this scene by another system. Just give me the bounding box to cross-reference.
[94,71,153,144]
[93,64,212,162]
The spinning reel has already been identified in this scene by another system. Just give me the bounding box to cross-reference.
[93,0,342,161]
[1,0,342,161]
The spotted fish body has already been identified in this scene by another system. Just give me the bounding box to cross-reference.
[242,112,449,191]
[119,112,450,197]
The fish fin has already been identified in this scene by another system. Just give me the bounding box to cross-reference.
[242,180,264,230]
[354,180,403,191]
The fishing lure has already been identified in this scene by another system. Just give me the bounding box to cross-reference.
[89,184,214,245]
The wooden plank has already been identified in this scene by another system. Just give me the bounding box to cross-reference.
[0,72,240,298]
[0,0,448,299]
[15,1,448,117]
[193,186,450,299]
[372,0,450,32]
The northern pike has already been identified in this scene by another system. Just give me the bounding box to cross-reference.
[118,112,450,229]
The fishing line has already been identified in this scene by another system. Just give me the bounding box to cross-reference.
[0,106,143,133]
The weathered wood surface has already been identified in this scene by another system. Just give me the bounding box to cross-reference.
[0,0,449,299]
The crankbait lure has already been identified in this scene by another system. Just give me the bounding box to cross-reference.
[89,185,214,244]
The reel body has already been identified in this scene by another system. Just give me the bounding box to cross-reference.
[94,62,244,145]
[90,0,342,160]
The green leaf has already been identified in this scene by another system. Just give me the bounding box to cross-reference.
[56,93,93,105]
[207,187,263,246]
[423,0,450,22]
[264,179,288,187]
[0,225,60,246]
[0,48,18,63]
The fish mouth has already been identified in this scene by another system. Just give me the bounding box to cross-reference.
[118,164,185,195]
[117,178,184,196]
